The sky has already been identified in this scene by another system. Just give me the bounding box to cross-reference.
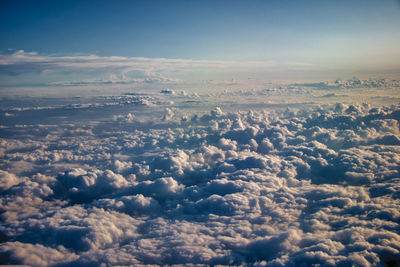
[0,0,400,93]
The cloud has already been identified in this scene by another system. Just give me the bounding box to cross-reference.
[50,72,183,86]
[56,168,130,203]
[0,242,79,266]
[1,93,400,266]
[0,50,319,90]
[0,50,315,73]
[0,50,232,78]
[0,170,24,191]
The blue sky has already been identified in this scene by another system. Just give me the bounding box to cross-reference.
[0,0,400,91]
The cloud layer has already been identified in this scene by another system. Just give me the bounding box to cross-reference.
[0,74,400,266]
[0,87,400,266]
[0,50,322,95]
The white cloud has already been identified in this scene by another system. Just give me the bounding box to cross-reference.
[1,91,400,266]
[0,50,322,93]
[0,170,24,191]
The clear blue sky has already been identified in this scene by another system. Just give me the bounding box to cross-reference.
[1,0,399,61]
[0,0,399,89]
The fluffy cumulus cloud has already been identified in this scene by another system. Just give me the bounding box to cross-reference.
[1,90,400,266]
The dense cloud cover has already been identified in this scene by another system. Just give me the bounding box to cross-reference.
[0,88,400,266]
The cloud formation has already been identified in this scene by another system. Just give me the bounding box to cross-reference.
[0,50,320,92]
[0,90,400,266]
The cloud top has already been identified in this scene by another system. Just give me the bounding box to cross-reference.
[0,94,400,266]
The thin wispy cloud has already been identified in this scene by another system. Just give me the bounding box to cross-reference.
[0,50,318,87]
[2,50,398,91]
[0,50,317,71]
